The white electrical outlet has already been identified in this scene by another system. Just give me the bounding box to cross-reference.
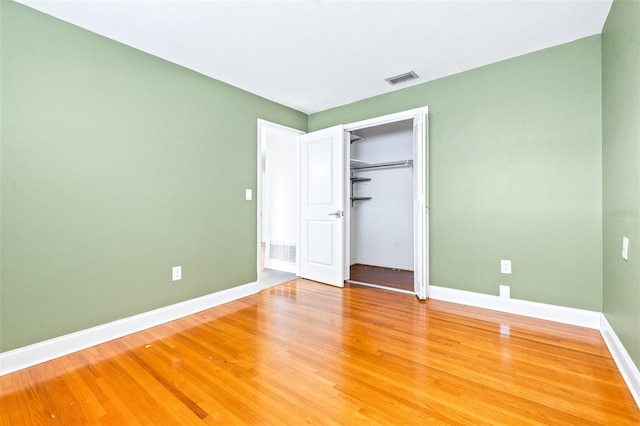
[499,285,510,299]
[622,237,629,261]
[172,266,182,281]
[500,260,512,274]
[245,189,252,201]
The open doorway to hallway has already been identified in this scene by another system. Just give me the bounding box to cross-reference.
[257,120,304,289]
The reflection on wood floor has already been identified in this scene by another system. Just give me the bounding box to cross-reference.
[260,268,296,289]
[260,243,296,289]
[1,279,639,425]
[349,263,414,291]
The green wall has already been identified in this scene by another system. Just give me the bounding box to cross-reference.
[1,0,629,362]
[310,36,603,312]
[602,0,640,368]
[0,1,307,351]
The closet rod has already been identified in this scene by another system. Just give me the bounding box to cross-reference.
[351,160,413,171]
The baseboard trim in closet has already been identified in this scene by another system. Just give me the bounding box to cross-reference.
[346,280,415,295]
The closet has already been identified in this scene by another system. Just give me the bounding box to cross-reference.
[348,119,414,292]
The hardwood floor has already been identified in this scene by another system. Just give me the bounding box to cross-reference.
[349,263,414,291]
[1,279,639,425]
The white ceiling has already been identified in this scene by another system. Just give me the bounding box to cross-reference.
[17,0,612,114]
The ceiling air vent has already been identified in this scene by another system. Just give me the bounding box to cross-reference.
[385,71,419,86]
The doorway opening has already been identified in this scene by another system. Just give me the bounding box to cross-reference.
[343,107,428,299]
[263,106,428,298]
[345,119,416,294]
[257,120,304,290]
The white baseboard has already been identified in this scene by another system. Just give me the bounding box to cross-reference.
[428,285,601,329]
[600,315,640,409]
[0,281,259,376]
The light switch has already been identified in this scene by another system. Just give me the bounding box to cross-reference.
[622,237,629,261]
[245,189,252,201]
[172,266,182,281]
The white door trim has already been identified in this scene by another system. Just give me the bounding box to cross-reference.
[257,119,305,290]
[344,107,429,132]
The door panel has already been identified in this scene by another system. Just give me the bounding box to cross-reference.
[300,126,345,287]
[307,138,334,204]
[307,221,334,265]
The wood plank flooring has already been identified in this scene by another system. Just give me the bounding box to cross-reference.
[1,279,639,425]
[350,263,414,291]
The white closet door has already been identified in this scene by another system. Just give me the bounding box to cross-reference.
[343,131,351,281]
[413,113,428,299]
[300,125,345,287]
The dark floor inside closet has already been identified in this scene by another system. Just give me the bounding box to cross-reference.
[349,264,413,291]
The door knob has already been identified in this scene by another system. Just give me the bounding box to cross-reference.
[328,210,343,218]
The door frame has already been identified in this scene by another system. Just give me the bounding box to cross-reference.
[344,106,429,299]
[257,119,305,290]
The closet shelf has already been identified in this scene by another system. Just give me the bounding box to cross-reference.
[350,133,365,143]
[351,159,413,171]
[350,177,372,182]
